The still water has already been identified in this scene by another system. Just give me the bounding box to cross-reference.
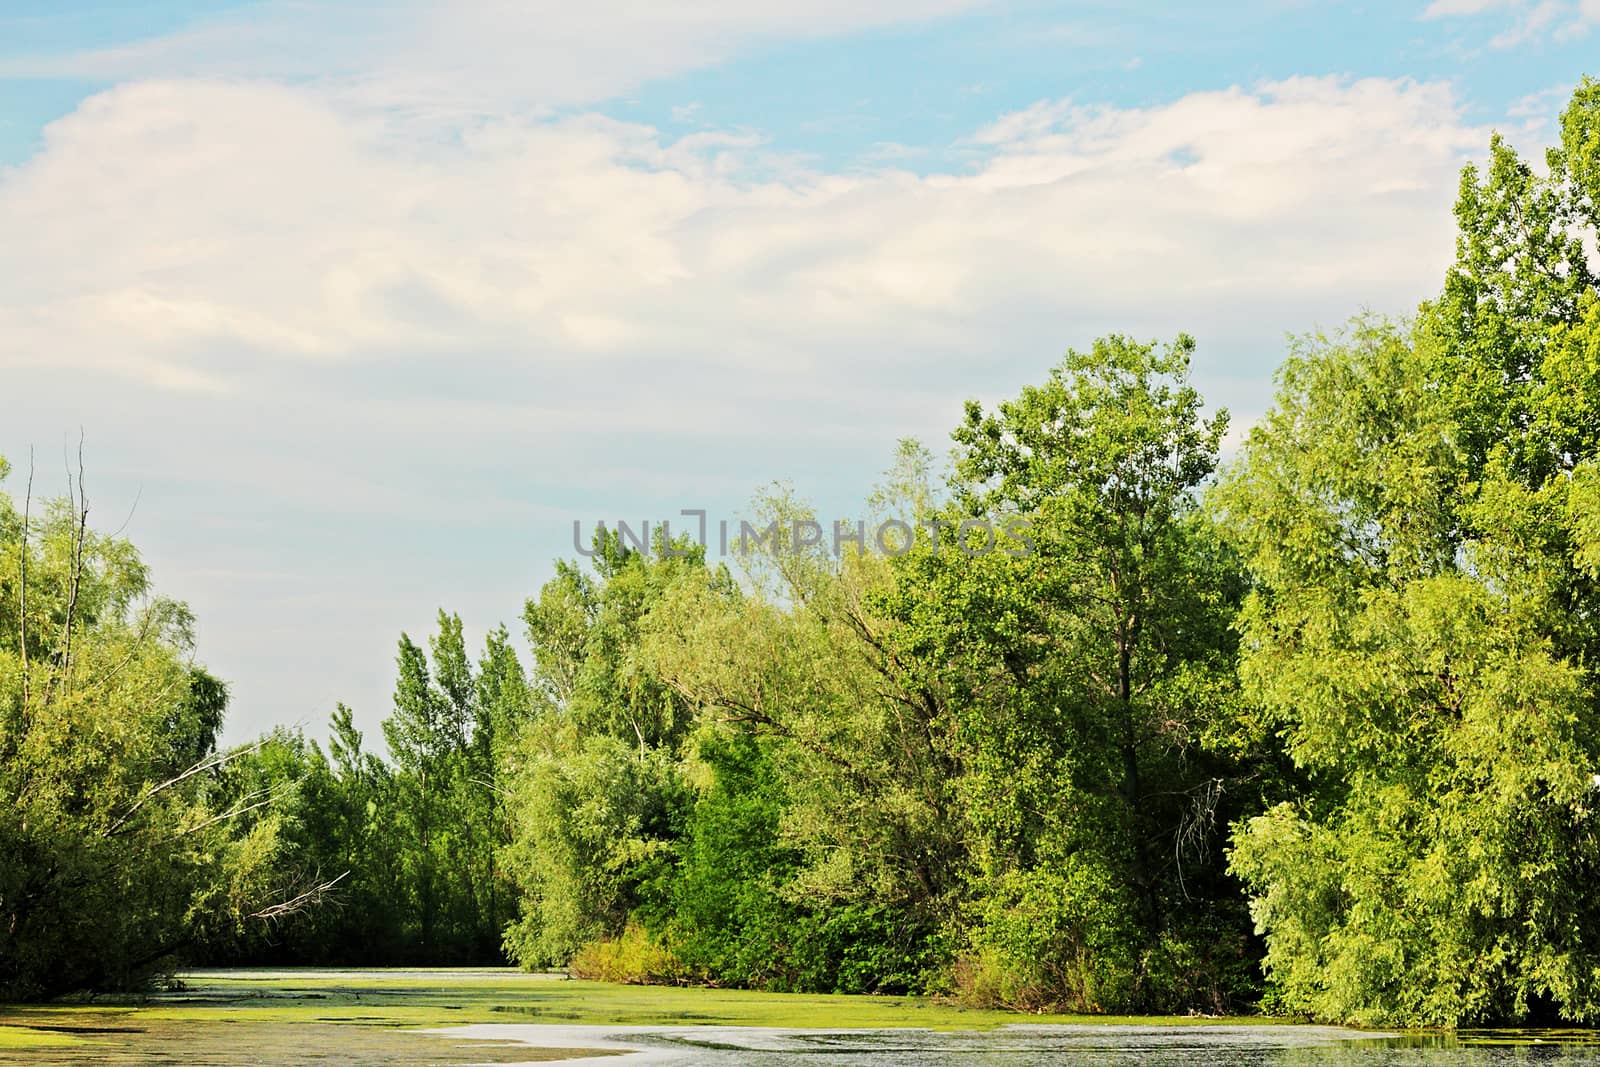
[420,1023,1599,1065]
[7,968,1600,1067]
[4,1019,1600,1065]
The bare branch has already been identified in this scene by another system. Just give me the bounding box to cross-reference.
[109,485,143,538]
[249,871,350,924]
[104,738,268,837]
[176,786,285,838]
[466,775,513,799]
[48,433,90,707]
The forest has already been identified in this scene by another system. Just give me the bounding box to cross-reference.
[4,78,1600,1029]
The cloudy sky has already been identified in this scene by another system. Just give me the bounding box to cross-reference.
[2,0,1596,743]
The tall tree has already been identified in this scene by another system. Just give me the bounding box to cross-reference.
[384,632,445,955]
[884,334,1250,1012]
[1222,83,1600,1027]
[502,530,701,967]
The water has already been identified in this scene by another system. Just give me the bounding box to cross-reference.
[421,1024,1600,1065]
[5,968,1598,1065]
[5,1018,1599,1064]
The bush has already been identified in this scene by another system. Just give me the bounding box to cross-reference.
[568,923,690,984]
[954,861,1141,1013]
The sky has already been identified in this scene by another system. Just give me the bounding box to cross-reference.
[1,0,1597,744]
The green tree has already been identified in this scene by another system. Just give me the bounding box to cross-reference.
[0,457,314,998]
[384,631,446,955]
[1220,80,1600,1029]
[639,502,961,994]
[379,611,512,961]
[883,334,1251,1012]
[502,530,702,968]
[1220,322,1600,1025]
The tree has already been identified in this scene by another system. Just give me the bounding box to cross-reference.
[0,456,314,998]
[1219,322,1600,1026]
[639,484,962,993]
[384,631,445,955]
[883,334,1251,1012]
[502,530,701,968]
[1218,80,1600,1028]
[376,612,512,961]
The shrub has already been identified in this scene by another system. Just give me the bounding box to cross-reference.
[568,923,690,984]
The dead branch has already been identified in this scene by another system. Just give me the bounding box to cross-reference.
[104,738,268,837]
[177,786,284,838]
[46,436,90,708]
[249,871,350,924]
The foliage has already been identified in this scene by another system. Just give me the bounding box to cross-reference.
[0,462,299,998]
[1219,96,1600,1022]
[568,922,690,984]
[191,611,531,966]
[876,335,1257,1013]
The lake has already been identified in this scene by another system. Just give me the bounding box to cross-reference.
[1,969,1594,1064]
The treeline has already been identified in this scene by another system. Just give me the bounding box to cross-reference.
[7,78,1600,1026]
[186,617,526,966]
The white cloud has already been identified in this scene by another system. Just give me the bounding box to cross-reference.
[1567,0,1600,32]
[1490,0,1566,46]
[1422,0,1515,15]
[0,75,1484,400]
[1507,84,1576,135]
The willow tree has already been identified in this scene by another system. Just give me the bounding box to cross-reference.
[501,530,703,968]
[0,455,312,998]
[638,477,968,993]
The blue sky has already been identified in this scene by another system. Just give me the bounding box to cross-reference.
[5,2,1592,169]
[2,0,1597,743]
[617,3,1575,165]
